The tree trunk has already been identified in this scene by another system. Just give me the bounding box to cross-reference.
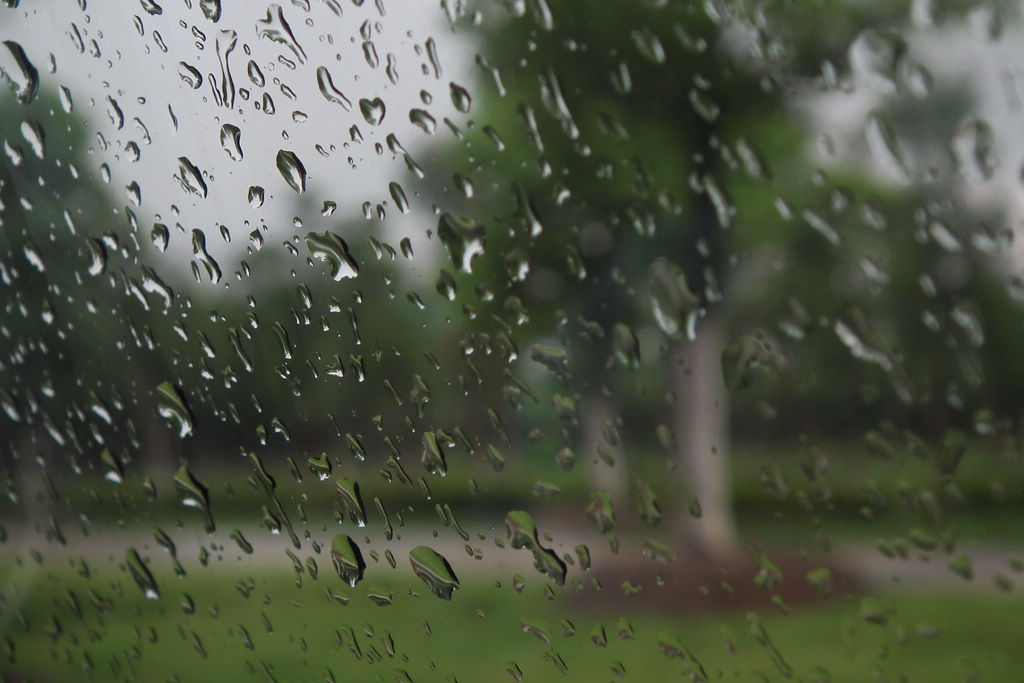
[672,313,737,560]
[582,393,629,508]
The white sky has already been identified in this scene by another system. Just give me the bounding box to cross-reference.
[2,0,480,293]
[6,2,1024,286]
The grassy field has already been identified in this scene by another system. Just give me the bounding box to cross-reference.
[2,436,1021,680]
[1,558,1021,682]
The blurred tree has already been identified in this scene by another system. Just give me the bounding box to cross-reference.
[427,0,1024,557]
[0,86,183,499]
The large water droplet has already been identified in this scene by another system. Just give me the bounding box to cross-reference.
[951,116,996,182]
[505,510,566,585]
[19,120,44,159]
[156,381,194,438]
[336,477,367,527]
[85,238,107,276]
[409,546,460,600]
[359,97,386,125]
[586,491,616,532]
[635,480,662,527]
[421,431,447,477]
[388,181,410,213]
[126,548,160,600]
[247,60,265,87]
[848,29,905,94]
[437,213,486,273]
[647,258,702,340]
[276,149,307,193]
[176,157,209,198]
[178,61,203,89]
[409,108,436,134]
[316,65,351,111]
[219,123,243,161]
[306,231,359,280]
[0,40,39,104]
[248,185,265,208]
[257,4,307,64]
[139,0,163,15]
[174,464,215,533]
[199,0,221,21]
[331,534,366,587]
[449,81,471,113]
[866,111,910,184]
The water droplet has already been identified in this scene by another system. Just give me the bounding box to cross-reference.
[219,123,243,161]
[156,381,194,438]
[19,120,44,159]
[538,68,578,138]
[647,258,702,340]
[176,156,209,198]
[951,116,996,182]
[642,540,675,563]
[141,266,174,306]
[308,452,332,480]
[635,480,662,527]
[435,270,456,300]
[833,307,893,372]
[610,323,640,368]
[866,111,910,184]
[58,85,73,113]
[199,0,221,21]
[449,81,471,113]
[248,185,265,208]
[174,464,215,533]
[359,97,385,125]
[848,29,905,94]
[425,36,442,78]
[336,477,367,527]
[139,0,163,15]
[802,208,841,246]
[331,534,366,587]
[191,229,222,283]
[505,511,566,585]
[211,29,237,109]
[247,60,265,87]
[409,546,460,600]
[363,40,379,68]
[367,592,393,607]
[105,96,124,130]
[85,238,107,276]
[151,223,170,252]
[530,344,568,375]
[125,548,160,600]
[230,528,253,554]
[631,27,665,64]
[0,40,40,104]
[586,491,616,532]
[421,431,447,477]
[437,213,486,273]
[276,149,307,193]
[306,231,359,280]
[388,181,410,213]
[178,61,203,89]
[316,65,351,111]
[409,108,436,134]
[257,4,307,64]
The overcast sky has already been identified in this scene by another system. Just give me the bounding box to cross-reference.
[5,2,1024,287]
[2,1,480,293]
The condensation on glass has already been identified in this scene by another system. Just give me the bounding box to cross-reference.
[1,0,1022,680]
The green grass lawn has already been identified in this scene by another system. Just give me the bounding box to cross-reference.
[2,558,1020,682]
[2,436,1022,680]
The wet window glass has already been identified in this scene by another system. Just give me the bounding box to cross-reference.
[2,0,1023,680]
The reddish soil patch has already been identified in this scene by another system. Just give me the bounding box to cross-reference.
[567,547,862,614]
